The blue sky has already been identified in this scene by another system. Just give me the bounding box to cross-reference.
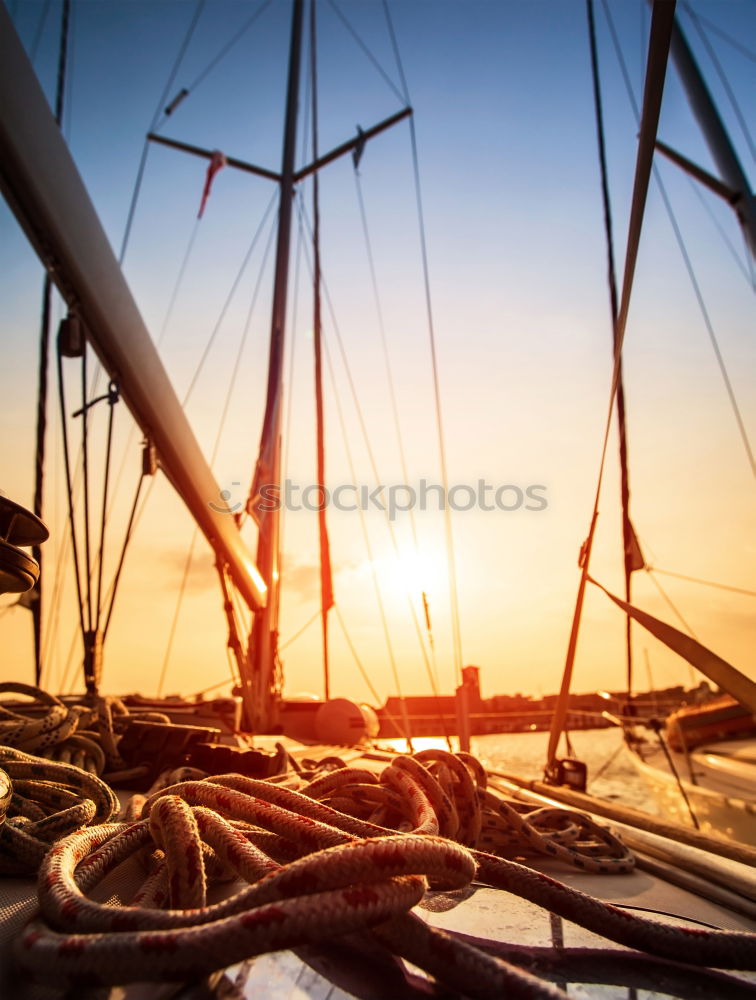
[1,0,754,705]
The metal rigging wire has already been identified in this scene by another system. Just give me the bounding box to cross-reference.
[82,0,285,676]
[41,1,204,687]
[681,5,755,64]
[295,198,447,727]
[92,382,120,634]
[305,307,414,748]
[28,0,52,65]
[101,192,278,694]
[649,566,756,598]
[587,0,637,698]
[333,606,382,706]
[159,219,203,343]
[80,352,94,634]
[41,517,72,684]
[57,621,82,696]
[284,180,437,744]
[55,346,87,646]
[686,177,755,289]
[54,338,122,695]
[644,569,699,640]
[279,609,321,653]
[351,165,448,738]
[103,205,227,550]
[326,0,405,105]
[158,206,279,694]
[682,2,755,162]
[658,174,756,479]
[119,0,207,265]
[352,170,420,553]
[382,0,464,689]
[33,0,72,683]
[181,193,278,405]
[102,472,146,640]
[602,0,755,482]
[547,0,678,771]
[321,328,411,732]
[157,530,199,697]
[105,2,279,528]
[180,0,275,97]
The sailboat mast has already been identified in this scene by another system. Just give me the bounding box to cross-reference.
[669,16,756,258]
[243,0,305,733]
[309,0,334,704]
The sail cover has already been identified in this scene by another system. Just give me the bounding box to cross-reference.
[588,575,756,714]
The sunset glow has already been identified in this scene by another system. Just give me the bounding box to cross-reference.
[1,0,754,712]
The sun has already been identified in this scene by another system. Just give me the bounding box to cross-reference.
[359,546,447,601]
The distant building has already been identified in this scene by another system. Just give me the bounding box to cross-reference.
[375,666,696,738]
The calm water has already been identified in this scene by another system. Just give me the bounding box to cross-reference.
[386,726,659,815]
[473,727,659,814]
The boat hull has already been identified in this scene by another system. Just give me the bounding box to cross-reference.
[626,739,756,846]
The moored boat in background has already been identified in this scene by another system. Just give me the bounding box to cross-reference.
[623,693,756,844]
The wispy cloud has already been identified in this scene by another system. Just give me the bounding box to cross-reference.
[158,546,217,593]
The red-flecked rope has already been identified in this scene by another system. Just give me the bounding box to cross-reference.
[11,752,756,997]
[10,761,561,996]
[306,752,634,873]
[19,794,492,992]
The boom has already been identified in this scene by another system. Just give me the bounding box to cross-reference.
[0,4,266,612]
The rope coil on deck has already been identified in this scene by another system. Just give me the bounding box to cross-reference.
[0,682,169,778]
[5,745,756,997]
[0,745,118,874]
[0,683,188,873]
